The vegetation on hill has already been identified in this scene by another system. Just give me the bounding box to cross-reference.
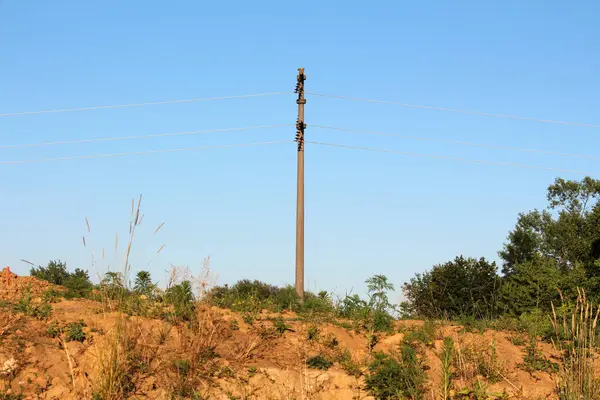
[7,176,600,399]
[402,176,600,320]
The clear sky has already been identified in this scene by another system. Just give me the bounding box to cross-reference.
[1,1,599,301]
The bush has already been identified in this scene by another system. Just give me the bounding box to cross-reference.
[30,260,93,298]
[165,281,195,322]
[65,320,87,343]
[402,256,502,320]
[306,354,333,370]
[13,286,52,320]
[365,344,426,400]
[210,279,335,316]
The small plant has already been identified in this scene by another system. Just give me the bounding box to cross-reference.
[324,333,339,349]
[272,317,292,336]
[46,320,62,338]
[242,313,255,326]
[13,287,52,320]
[229,319,240,331]
[307,325,319,341]
[439,337,454,400]
[306,354,333,370]
[365,344,426,400]
[42,289,61,303]
[65,320,87,343]
[247,367,258,378]
[403,320,437,348]
[519,336,558,375]
[337,348,362,377]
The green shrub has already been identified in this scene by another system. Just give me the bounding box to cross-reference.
[365,344,426,400]
[65,320,87,343]
[165,281,196,322]
[306,354,333,370]
[272,317,292,336]
[13,286,52,320]
[31,260,93,298]
[46,320,62,338]
[337,349,362,377]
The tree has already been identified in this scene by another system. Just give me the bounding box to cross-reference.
[402,256,501,319]
[500,256,561,315]
[30,260,70,285]
[499,177,600,299]
[30,260,92,298]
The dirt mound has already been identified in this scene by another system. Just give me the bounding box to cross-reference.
[0,294,574,399]
[0,267,66,301]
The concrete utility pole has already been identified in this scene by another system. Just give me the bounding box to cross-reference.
[295,68,306,302]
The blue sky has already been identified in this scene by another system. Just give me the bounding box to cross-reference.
[1,1,598,300]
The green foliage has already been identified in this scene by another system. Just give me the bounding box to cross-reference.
[306,354,333,370]
[499,177,600,302]
[272,317,292,336]
[519,335,558,374]
[338,275,396,334]
[209,280,336,317]
[65,320,87,343]
[403,256,501,319]
[13,286,52,320]
[439,337,454,400]
[46,320,61,338]
[336,348,362,377]
[402,320,437,348]
[307,325,319,341]
[30,260,93,298]
[365,344,426,400]
[165,280,196,322]
[133,271,155,297]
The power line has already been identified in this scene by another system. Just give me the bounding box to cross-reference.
[0,124,293,149]
[306,141,597,176]
[309,125,600,161]
[0,92,292,117]
[306,92,600,129]
[0,140,293,165]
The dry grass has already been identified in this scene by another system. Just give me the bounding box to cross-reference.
[552,288,600,400]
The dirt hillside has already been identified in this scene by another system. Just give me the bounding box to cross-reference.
[0,273,567,399]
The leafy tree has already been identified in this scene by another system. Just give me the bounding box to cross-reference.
[499,177,600,300]
[30,260,70,285]
[30,260,92,298]
[402,256,501,319]
[500,256,561,315]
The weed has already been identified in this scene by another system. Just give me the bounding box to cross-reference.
[13,287,52,320]
[307,325,319,341]
[229,319,240,331]
[306,354,333,370]
[519,336,558,375]
[551,289,600,400]
[403,320,437,348]
[439,337,454,400]
[46,320,61,338]
[337,348,362,377]
[454,336,505,384]
[65,320,87,343]
[247,367,258,378]
[42,289,62,303]
[324,333,339,349]
[365,343,426,400]
[272,317,292,336]
[242,313,255,326]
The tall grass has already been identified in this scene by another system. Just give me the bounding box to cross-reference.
[551,289,600,400]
